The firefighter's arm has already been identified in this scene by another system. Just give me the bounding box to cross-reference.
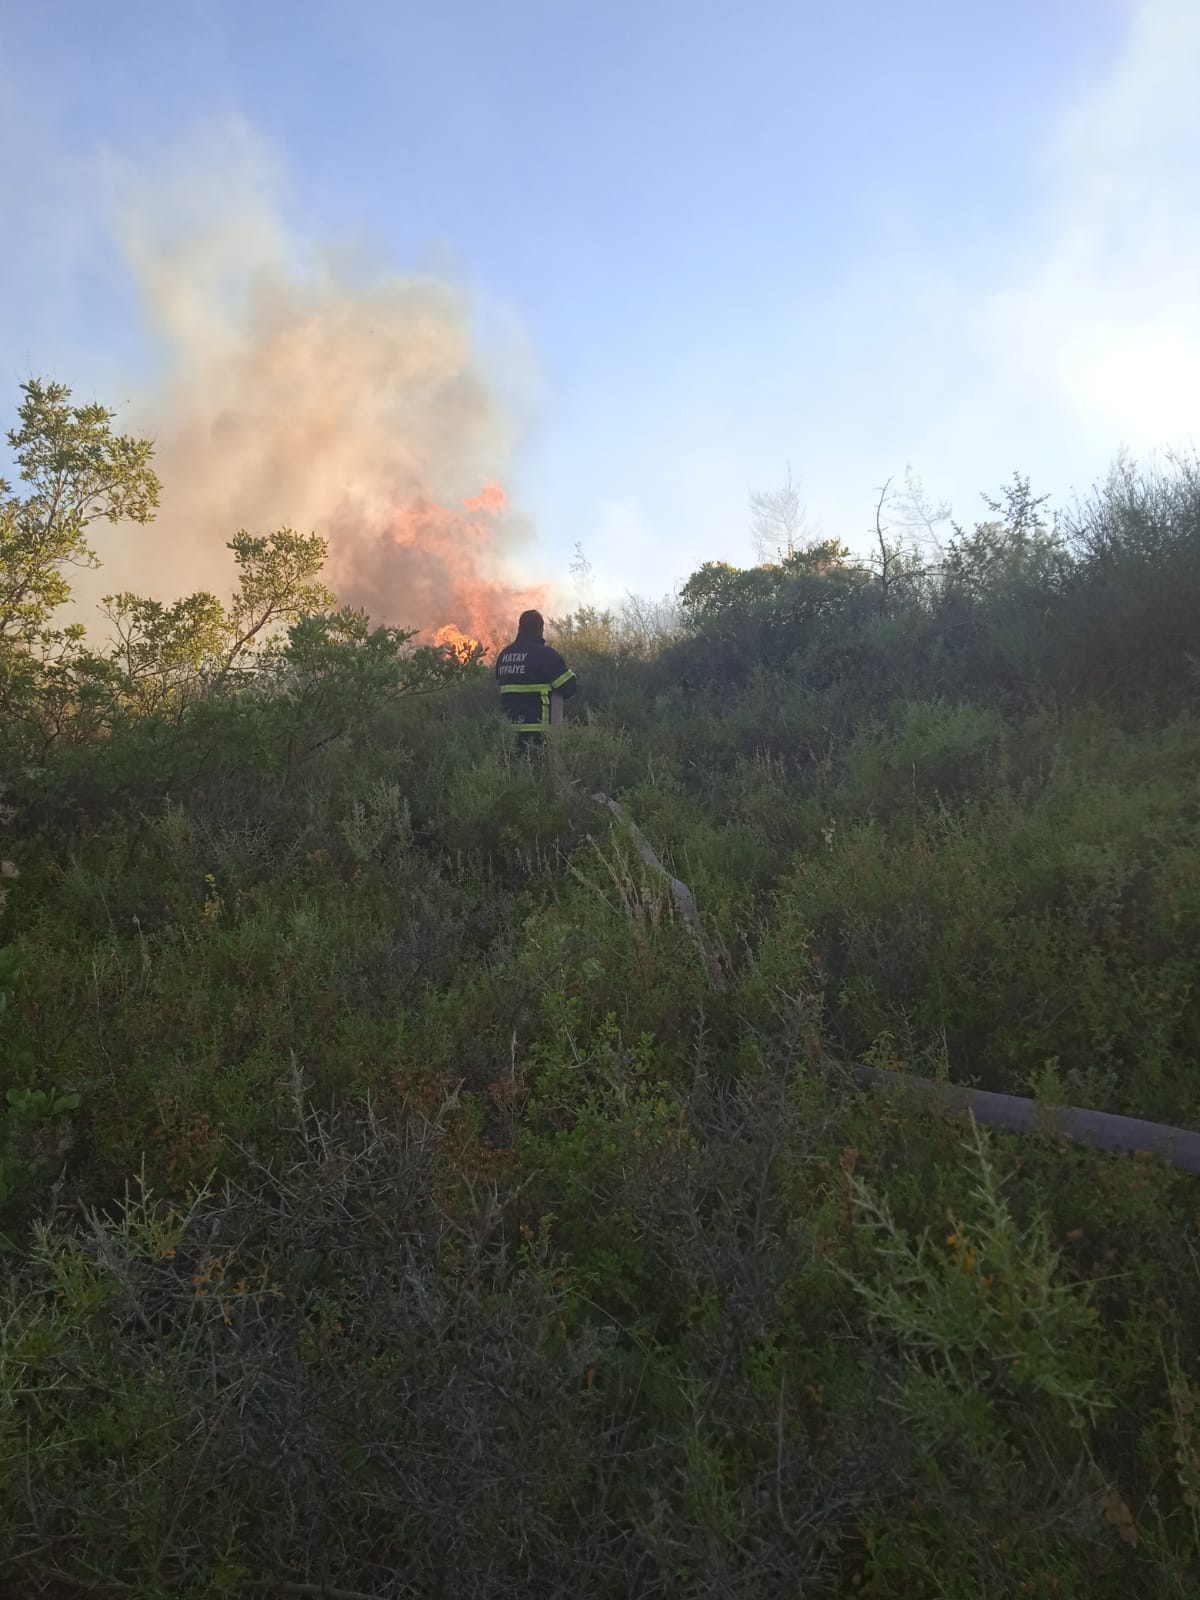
[547,650,578,699]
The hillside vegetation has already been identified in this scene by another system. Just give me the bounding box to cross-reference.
[3,380,1200,1597]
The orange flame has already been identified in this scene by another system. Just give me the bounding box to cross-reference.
[434,622,482,663]
[329,480,548,649]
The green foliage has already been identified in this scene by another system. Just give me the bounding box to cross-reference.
[1060,451,1200,707]
[679,539,867,642]
[0,1085,82,1206]
[0,378,162,751]
[0,789,15,920]
[666,457,1200,717]
[93,528,338,722]
[101,588,229,715]
[220,526,336,671]
[0,379,159,646]
[941,473,1067,599]
[265,605,471,764]
[5,411,1200,1593]
[846,1121,1107,1423]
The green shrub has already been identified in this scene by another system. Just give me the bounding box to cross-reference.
[5,414,1200,1593]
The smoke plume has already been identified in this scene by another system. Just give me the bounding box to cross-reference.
[84,124,548,644]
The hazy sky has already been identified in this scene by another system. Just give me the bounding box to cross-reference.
[2,0,1198,610]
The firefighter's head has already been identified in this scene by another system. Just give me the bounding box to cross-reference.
[516,609,545,642]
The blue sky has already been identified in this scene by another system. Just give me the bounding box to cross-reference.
[2,0,1198,609]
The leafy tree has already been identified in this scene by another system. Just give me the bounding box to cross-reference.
[681,540,862,633]
[673,540,874,690]
[0,391,342,757]
[100,590,229,717]
[0,639,122,759]
[941,474,1066,600]
[926,475,1071,702]
[677,560,743,628]
[0,379,159,647]
[60,531,334,732]
[218,528,335,681]
[1060,450,1200,708]
[263,607,477,766]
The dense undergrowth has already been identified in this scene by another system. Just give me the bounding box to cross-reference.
[3,388,1200,1595]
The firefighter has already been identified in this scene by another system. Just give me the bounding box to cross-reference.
[495,609,577,751]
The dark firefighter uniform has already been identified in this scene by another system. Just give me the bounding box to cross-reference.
[495,610,577,748]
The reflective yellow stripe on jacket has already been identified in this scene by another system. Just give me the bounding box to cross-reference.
[501,680,552,733]
[500,670,576,733]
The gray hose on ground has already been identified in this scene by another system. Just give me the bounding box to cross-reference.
[591,792,706,945]
[588,794,1199,1172]
[853,1063,1200,1175]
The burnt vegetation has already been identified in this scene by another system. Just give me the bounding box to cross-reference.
[3,380,1200,1596]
